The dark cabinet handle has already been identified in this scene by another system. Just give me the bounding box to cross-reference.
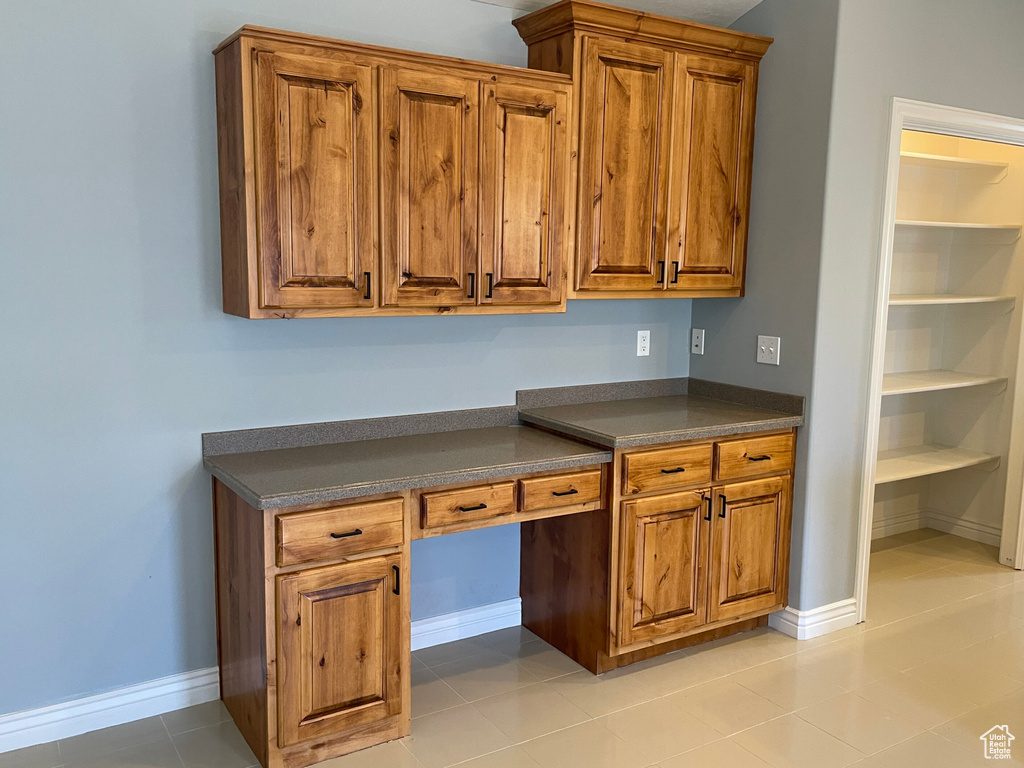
[392,565,400,596]
[363,271,371,300]
[329,529,362,539]
[657,260,665,284]
[467,272,476,299]
[552,488,578,497]
[719,495,727,518]
[458,502,487,512]
[486,273,494,299]
[747,455,772,462]
[702,493,711,522]
[660,467,686,474]
[671,262,680,284]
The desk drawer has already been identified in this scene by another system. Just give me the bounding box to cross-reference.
[421,482,516,529]
[520,469,603,512]
[714,432,794,481]
[623,444,713,495]
[276,498,404,566]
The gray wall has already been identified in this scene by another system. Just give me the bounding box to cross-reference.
[0,0,691,715]
[692,0,840,609]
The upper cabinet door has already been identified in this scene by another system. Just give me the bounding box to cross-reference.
[253,51,376,309]
[479,82,569,306]
[576,38,673,292]
[381,68,479,307]
[668,54,756,292]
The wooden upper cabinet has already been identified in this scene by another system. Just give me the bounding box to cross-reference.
[577,38,672,292]
[253,51,376,309]
[381,68,479,308]
[480,82,569,305]
[667,55,756,292]
[514,0,771,298]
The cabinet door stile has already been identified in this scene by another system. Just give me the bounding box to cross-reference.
[253,51,376,309]
[480,82,569,305]
[381,67,480,307]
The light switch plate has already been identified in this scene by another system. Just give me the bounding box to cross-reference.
[691,328,705,355]
[757,335,781,365]
[637,330,651,357]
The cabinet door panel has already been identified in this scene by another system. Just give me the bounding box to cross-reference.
[577,38,672,292]
[618,491,710,646]
[669,55,755,292]
[254,51,375,308]
[708,476,790,622]
[480,82,568,305]
[381,68,479,307]
[277,555,403,747]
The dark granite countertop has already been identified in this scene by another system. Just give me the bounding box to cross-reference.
[205,425,612,510]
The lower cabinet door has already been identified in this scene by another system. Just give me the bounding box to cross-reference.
[708,476,790,622]
[618,490,711,646]
[277,554,404,747]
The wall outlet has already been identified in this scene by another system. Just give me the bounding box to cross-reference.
[757,335,781,365]
[637,330,650,357]
[691,328,705,355]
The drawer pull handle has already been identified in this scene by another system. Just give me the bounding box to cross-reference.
[661,467,686,474]
[363,272,371,301]
[747,455,772,462]
[552,488,578,497]
[392,565,400,596]
[719,495,727,518]
[329,529,363,539]
[702,493,711,522]
[467,271,476,299]
[657,260,666,284]
[458,503,487,512]
[486,272,494,299]
[671,261,680,284]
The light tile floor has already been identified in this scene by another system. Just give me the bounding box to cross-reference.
[4,530,1023,768]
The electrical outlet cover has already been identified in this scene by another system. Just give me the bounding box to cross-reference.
[637,330,651,357]
[691,328,705,355]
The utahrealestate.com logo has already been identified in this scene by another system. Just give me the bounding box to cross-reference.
[980,725,1015,760]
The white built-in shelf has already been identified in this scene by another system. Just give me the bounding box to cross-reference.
[881,370,1006,396]
[888,293,1015,306]
[894,220,1022,245]
[875,444,999,484]
[900,151,1009,174]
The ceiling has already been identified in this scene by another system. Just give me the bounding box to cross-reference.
[472,0,765,28]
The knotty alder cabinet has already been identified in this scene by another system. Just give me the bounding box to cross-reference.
[514,1,771,298]
[215,28,571,317]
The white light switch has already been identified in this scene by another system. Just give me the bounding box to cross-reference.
[691,328,705,355]
[757,335,781,365]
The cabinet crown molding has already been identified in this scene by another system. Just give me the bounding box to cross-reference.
[512,0,773,60]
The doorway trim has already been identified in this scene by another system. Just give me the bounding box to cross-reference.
[854,97,1024,625]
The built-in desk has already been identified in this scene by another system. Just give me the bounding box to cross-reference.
[203,379,803,768]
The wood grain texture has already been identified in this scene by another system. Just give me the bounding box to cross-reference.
[714,431,795,482]
[519,468,603,512]
[622,443,713,495]
[276,498,404,566]
[618,490,710,645]
[420,481,516,528]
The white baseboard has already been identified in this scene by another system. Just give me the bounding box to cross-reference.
[769,598,859,641]
[872,508,1001,547]
[872,509,925,540]
[411,597,522,651]
[0,667,219,754]
[0,599,523,754]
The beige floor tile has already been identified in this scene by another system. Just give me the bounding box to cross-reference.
[599,697,721,763]
[678,628,798,681]
[505,642,585,681]
[410,653,428,672]
[519,718,650,768]
[852,731,989,768]
[793,641,894,690]
[904,649,1023,707]
[871,529,946,552]
[433,650,540,702]
[853,672,978,730]
[473,682,589,743]
[730,654,848,710]
[657,738,771,768]
[795,692,922,755]
[412,666,467,719]
[0,741,62,768]
[544,669,654,718]
[959,625,1024,681]
[929,687,1024,755]
[62,738,184,768]
[172,720,258,768]
[478,626,541,656]
[161,700,232,735]
[670,680,786,735]
[869,548,946,582]
[732,714,864,768]
[451,745,543,767]
[415,637,497,668]
[318,739,423,767]
[59,715,169,763]
[608,650,729,698]
[403,704,512,768]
